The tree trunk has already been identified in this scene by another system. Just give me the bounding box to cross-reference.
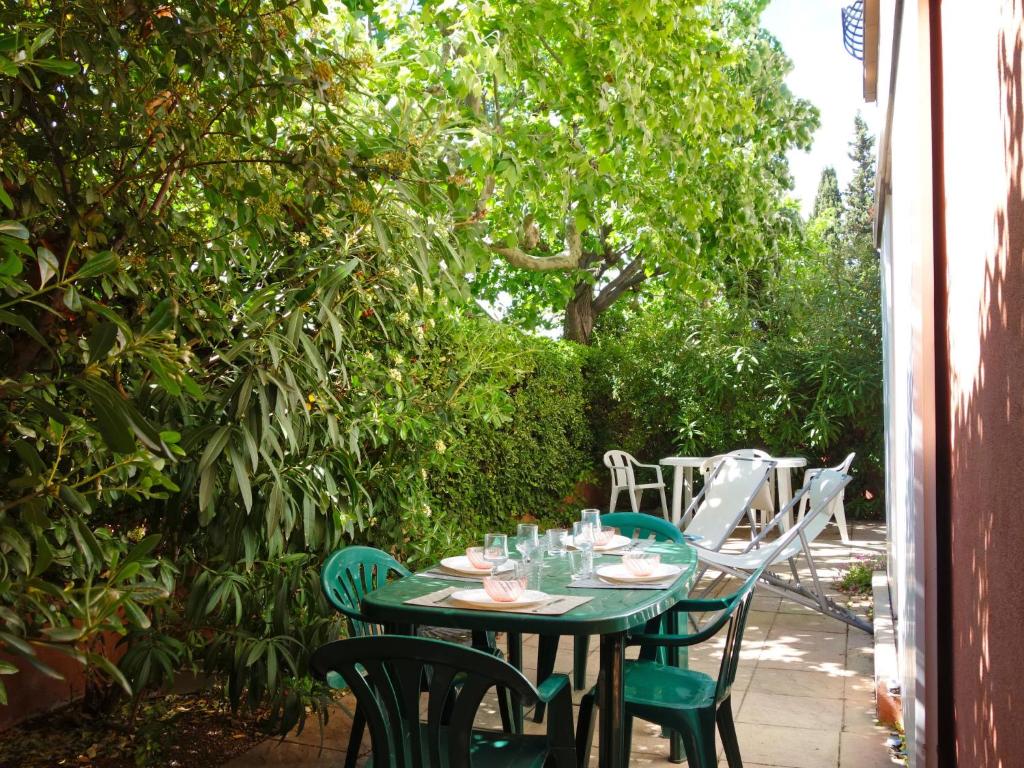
[563,285,596,345]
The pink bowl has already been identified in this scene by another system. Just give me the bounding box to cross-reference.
[593,527,616,546]
[623,552,661,576]
[465,547,491,570]
[482,575,526,602]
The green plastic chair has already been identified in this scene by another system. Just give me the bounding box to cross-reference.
[534,511,686,722]
[321,546,512,765]
[311,635,577,768]
[575,565,765,767]
[321,546,411,638]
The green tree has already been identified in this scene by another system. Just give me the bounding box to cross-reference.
[367,0,818,343]
[810,167,842,248]
[844,113,877,242]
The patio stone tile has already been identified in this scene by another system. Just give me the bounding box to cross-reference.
[771,609,851,634]
[223,738,351,767]
[738,690,845,732]
[748,667,847,699]
[732,722,839,768]
[839,731,894,767]
[751,594,783,612]
[758,628,847,671]
[844,698,889,735]
[843,672,877,702]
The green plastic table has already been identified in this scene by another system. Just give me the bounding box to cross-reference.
[361,541,698,768]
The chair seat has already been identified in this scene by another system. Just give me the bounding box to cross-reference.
[697,541,790,570]
[614,481,665,490]
[623,659,718,712]
[366,726,550,768]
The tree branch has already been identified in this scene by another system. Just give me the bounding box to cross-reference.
[489,218,582,271]
[593,257,648,312]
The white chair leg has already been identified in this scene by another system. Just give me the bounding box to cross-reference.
[657,484,669,521]
[834,499,851,544]
[609,487,621,513]
[629,488,641,513]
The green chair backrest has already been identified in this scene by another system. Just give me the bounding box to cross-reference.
[713,571,760,704]
[601,511,685,543]
[628,564,764,705]
[311,635,540,768]
[321,546,411,637]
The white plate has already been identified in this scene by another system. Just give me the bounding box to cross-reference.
[439,555,495,576]
[569,533,632,552]
[448,589,550,610]
[595,562,682,584]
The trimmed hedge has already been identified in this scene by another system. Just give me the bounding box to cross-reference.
[426,331,593,547]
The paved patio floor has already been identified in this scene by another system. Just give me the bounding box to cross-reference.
[228,522,895,767]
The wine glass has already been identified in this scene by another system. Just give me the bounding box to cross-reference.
[572,520,595,552]
[483,533,509,571]
[515,523,540,562]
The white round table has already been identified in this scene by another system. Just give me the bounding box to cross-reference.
[659,455,808,527]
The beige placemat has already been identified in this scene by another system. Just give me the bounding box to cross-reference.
[405,587,592,615]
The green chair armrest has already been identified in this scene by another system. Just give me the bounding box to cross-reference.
[536,673,571,704]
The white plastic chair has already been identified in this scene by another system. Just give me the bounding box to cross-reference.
[794,452,855,543]
[700,449,776,531]
[603,450,669,519]
[695,468,869,632]
[682,455,776,550]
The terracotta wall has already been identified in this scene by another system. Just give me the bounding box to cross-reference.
[940,1,1024,765]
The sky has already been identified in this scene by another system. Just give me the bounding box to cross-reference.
[761,0,880,216]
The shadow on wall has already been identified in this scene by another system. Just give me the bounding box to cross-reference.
[950,4,1024,764]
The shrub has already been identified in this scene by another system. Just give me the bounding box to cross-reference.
[423,329,593,554]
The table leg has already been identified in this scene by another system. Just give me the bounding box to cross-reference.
[598,632,626,768]
[507,631,524,733]
[682,467,694,522]
[669,465,683,526]
[777,468,794,531]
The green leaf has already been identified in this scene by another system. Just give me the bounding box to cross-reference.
[59,485,93,515]
[41,625,85,642]
[33,58,80,76]
[87,322,118,361]
[73,251,117,279]
[0,253,22,277]
[0,220,29,239]
[36,246,58,287]
[229,447,253,514]
[0,187,12,210]
[75,377,134,453]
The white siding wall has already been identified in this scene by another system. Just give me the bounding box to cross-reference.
[876,1,937,766]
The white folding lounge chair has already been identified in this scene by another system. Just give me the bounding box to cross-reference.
[701,449,777,532]
[682,455,776,550]
[793,452,856,543]
[695,468,870,633]
[603,450,670,518]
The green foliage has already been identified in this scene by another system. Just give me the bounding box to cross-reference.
[361,0,819,341]
[835,554,884,596]
[0,1,508,726]
[423,330,593,553]
[586,227,884,516]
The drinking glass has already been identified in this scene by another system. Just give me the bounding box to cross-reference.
[581,508,601,529]
[515,523,540,562]
[483,533,509,571]
[546,528,568,556]
[572,520,595,551]
[568,549,593,580]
